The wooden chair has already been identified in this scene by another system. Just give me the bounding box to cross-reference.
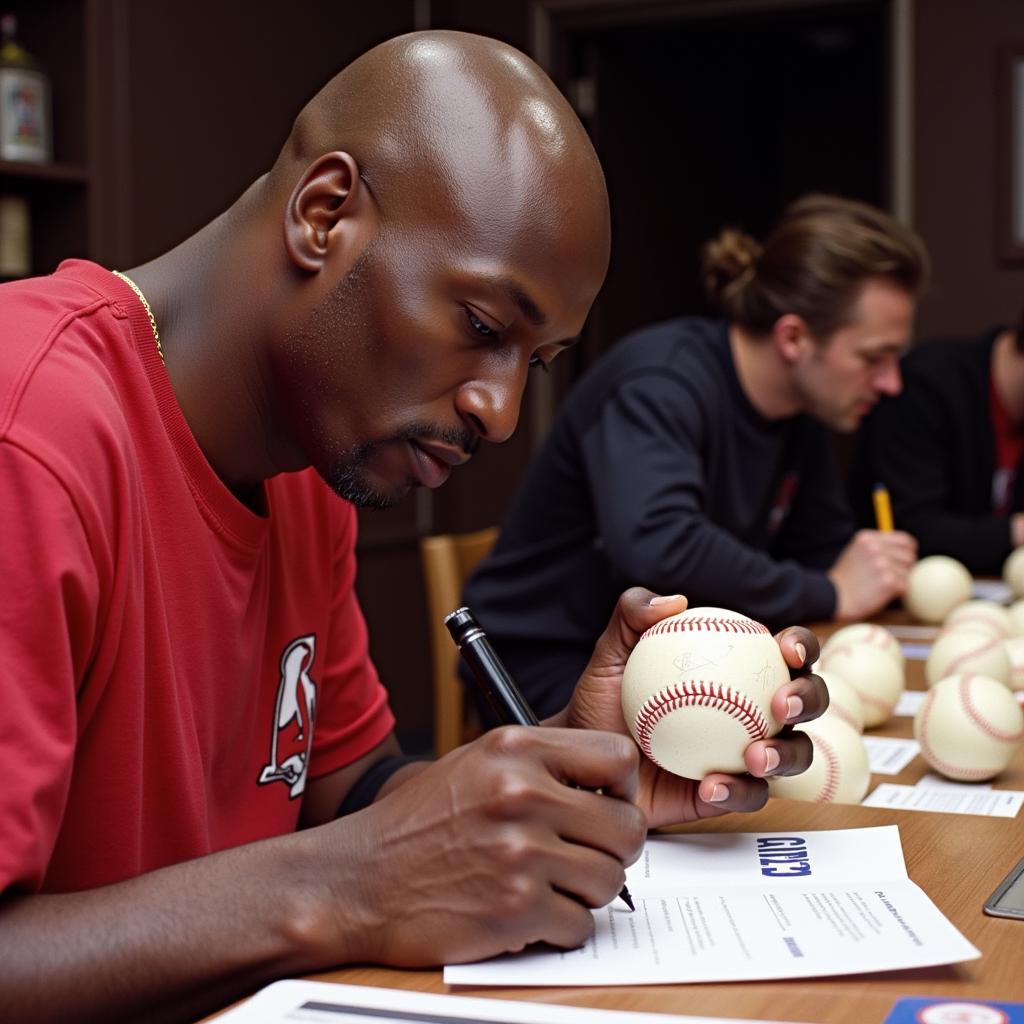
[419,526,499,756]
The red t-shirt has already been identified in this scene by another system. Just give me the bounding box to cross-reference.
[0,261,395,894]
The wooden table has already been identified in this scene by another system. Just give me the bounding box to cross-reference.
[206,617,1024,1023]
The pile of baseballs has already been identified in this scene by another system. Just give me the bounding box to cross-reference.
[900,547,1024,779]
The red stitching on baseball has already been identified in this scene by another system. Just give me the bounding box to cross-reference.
[918,685,1000,781]
[633,680,770,765]
[640,616,770,640]
[958,676,1024,742]
[944,635,1005,676]
[807,729,839,803]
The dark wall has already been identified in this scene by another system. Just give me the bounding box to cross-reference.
[914,0,1024,337]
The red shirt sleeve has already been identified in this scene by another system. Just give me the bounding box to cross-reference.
[0,442,98,892]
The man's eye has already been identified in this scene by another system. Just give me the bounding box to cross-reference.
[466,309,497,338]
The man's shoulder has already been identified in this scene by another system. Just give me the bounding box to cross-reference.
[587,316,728,390]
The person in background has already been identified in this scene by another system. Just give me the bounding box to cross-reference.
[0,31,826,1023]
[851,306,1024,575]
[463,194,927,720]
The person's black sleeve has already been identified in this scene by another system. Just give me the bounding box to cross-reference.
[578,375,836,627]
[865,384,1012,574]
[773,429,856,570]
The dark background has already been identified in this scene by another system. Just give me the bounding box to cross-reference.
[4,0,1023,752]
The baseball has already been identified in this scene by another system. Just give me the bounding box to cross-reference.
[1008,599,1024,637]
[903,555,973,624]
[1003,546,1024,597]
[814,670,865,732]
[820,622,903,672]
[1001,636,1024,692]
[620,606,784,779]
[941,599,1014,640]
[925,627,1011,688]
[914,673,1024,781]
[816,642,904,728]
[768,715,871,804]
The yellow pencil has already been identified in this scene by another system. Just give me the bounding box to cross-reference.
[873,484,894,532]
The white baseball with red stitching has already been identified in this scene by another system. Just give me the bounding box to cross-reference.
[621,607,784,779]
[820,622,904,672]
[913,673,1024,781]
[768,715,870,805]
[816,642,904,728]
[925,627,1011,687]
[903,555,972,624]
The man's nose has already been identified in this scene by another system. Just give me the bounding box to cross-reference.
[455,370,525,444]
[874,359,902,397]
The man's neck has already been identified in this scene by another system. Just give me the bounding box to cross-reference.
[120,179,306,501]
[728,323,803,420]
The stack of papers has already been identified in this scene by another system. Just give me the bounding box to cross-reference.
[444,826,978,987]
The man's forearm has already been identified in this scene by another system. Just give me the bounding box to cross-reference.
[0,829,345,1024]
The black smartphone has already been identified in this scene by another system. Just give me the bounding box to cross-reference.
[984,856,1024,920]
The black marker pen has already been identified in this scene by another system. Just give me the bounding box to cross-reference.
[445,606,635,913]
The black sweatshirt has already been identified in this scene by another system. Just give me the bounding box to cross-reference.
[463,317,852,719]
[850,330,1024,575]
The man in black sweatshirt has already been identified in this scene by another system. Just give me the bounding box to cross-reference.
[852,317,1024,575]
[463,195,927,719]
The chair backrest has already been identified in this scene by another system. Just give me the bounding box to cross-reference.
[419,526,499,755]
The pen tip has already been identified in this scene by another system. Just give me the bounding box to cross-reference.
[619,888,635,912]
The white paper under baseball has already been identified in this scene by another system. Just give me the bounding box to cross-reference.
[620,606,784,779]
[903,555,973,624]
[941,599,1014,640]
[924,627,1011,687]
[768,715,871,804]
[820,622,904,671]
[1003,546,1024,597]
[914,673,1024,781]
[815,642,904,728]
[1002,636,1024,692]
[814,670,865,732]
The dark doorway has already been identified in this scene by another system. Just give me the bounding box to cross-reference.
[549,1,890,384]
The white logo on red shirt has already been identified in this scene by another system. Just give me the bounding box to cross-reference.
[258,634,318,798]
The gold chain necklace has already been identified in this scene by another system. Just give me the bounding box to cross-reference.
[113,270,165,365]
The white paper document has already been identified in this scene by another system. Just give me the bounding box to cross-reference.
[899,642,932,661]
[972,579,1013,603]
[863,736,920,774]
[863,783,1023,817]
[894,690,928,717]
[443,826,978,987]
[215,980,806,1024]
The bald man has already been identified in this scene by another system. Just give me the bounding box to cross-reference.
[0,32,825,1021]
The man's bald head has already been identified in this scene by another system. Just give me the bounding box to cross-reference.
[268,30,609,269]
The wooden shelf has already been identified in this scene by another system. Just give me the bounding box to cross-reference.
[0,159,90,184]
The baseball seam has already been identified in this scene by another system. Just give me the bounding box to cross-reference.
[640,616,769,639]
[807,729,840,803]
[918,684,1001,780]
[958,676,1024,743]
[634,680,770,766]
[944,636,1005,676]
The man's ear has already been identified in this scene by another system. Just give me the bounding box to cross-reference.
[772,313,813,364]
[284,151,371,273]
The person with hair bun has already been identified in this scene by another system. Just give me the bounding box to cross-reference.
[464,193,929,720]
